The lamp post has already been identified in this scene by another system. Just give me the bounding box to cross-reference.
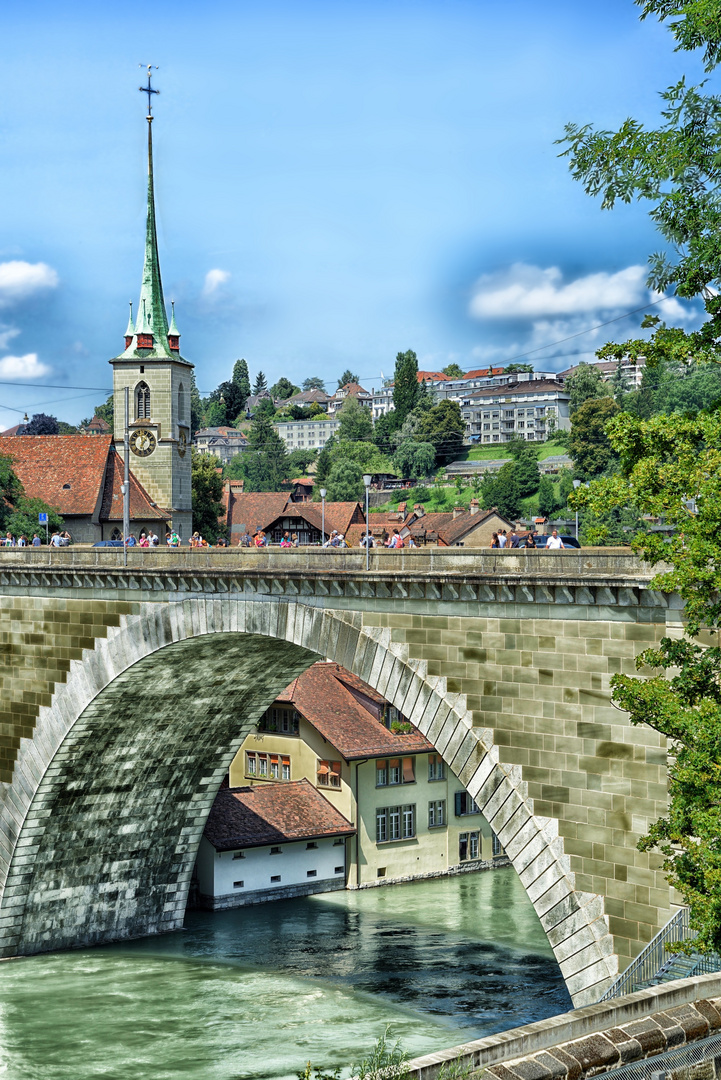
[320,488,327,546]
[123,386,130,567]
[363,474,372,571]
[572,479,581,540]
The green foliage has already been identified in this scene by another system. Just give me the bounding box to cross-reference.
[479,461,521,519]
[302,376,326,391]
[5,496,64,540]
[232,358,251,403]
[190,373,203,433]
[569,396,621,478]
[506,438,542,497]
[94,394,114,429]
[254,397,277,420]
[372,409,400,453]
[537,474,560,519]
[348,1028,409,1080]
[392,350,420,424]
[210,380,247,424]
[0,452,23,531]
[205,400,227,427]
[393,440,436,478]
[558,468,576,507]
[505,363,534,374]
[565,363,606,415]
[23,413,59,435]
[415,400,465,465]
[326,459,364,502]
[442,363,464,378]
[579,504,645,546]
[337,369,359,388]
[286,448,318,475]
[56,421,77,434]
[191,452,226,541]
[314,439,335,488]
[270,377,300,401]
[337,395,373,441]
[244,413,289,491]
[253,372,268,395]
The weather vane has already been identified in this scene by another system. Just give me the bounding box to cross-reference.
[139,64,159,117]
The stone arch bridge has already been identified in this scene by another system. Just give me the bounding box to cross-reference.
[0,547,678,1007]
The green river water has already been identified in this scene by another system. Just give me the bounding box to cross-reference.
[0,868,571,1080]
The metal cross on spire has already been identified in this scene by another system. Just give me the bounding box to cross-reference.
[139,64,159,118]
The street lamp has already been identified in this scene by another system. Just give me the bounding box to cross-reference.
[320,488,327,546]
[573,479,582,540]
[363,474,372,571]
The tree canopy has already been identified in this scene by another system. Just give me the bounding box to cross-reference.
[565,363,607,415]
[337,369,359,388]
[232,359,251,405]
[326,459,364,503]
[393,350,420,424]
[22,413,59,435]
[568,396,620,478]
[441,363,464,378]
[191,452,226,541]
[253,372,268,395]
[337,395,373,442]
[302,376,326,391]
[270,377,299,401]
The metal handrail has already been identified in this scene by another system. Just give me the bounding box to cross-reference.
[600,908,721,1001]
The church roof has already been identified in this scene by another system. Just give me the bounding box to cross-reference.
[99,446,170,522]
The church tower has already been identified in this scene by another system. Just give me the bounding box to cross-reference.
[110,69,193,539]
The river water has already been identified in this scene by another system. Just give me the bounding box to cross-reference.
[0,868,571,1080]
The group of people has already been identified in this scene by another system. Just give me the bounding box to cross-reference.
[490,528,565,549]
[359,529,413,549]
[2,530,71,547]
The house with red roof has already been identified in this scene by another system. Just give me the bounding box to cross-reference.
[194,779,355,909]
[1,435,170,543]
[221,486,364,545]
[326,381,372,416]
[226,662,507,889]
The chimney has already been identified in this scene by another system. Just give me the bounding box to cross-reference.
[469,499,480,515]
[413,504,425,518]
[453,505,465,519]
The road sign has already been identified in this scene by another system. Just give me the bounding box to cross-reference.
[38,513,48,524]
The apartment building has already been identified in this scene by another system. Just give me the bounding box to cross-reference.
[460,380,571,443]
[193,426,249,463]
[228,662,506,889]
[273,417,340,450]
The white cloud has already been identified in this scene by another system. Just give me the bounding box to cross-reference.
[0,353,51,379]
[0,325,20,351]
[469,263,647,320]
[202,268,231,297]
[0,261,58,307]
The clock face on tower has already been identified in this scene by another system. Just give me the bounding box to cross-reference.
[130,428,157,457]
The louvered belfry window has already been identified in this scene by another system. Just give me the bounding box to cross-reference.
[136,381,151,419]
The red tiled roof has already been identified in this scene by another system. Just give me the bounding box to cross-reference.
[436,507,514,546]
[203,779,355,851]
[464,367,505,379]
[297,501,364,537]
[417,370,450,382]
[1,435,113,516]
[336,382,369,396]
[100,446,169,521]
[291,478,314,486]
[464,380,567,400]
[225,492,292,535]
[0,424,24,437]
[277,661,433,760]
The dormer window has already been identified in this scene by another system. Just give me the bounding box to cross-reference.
[136,333,153,349]
[168,335,180,352]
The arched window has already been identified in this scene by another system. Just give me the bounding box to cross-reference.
[136,381,151,420]
[178,382,185,423]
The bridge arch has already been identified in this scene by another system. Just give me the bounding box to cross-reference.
[0,597,615,1005]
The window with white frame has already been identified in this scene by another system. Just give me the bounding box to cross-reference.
[428,799,446,828]
[376,804,415,843]
[459,831,480,861]
[428,754,444,781]
[317,760,342,788]
[376,757,414,786]
[455,791,481,816]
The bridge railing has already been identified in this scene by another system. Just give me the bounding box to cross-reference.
[0,545,655,578]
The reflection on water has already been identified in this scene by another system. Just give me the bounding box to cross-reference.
[0,868,571,1080]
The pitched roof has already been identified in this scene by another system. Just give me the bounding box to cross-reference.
[1,435,113,516]
[463,367,505,379]
[464,380,568,400]
[277,661,433,760]
[203,779,355,851]
[407,511,455,538]
[417,370,450,382]
[99,446,169,521]
[225,492,292,535]
[437,507,514,546]
[287,389,330,404]
[0,424,25,437]
[297,501,364,536]
[335,382,369,396]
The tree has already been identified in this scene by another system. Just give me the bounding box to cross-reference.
[579,504,645,547]
[245,413,288,491]
[205,400,227,427]
[557,468,575,508]
[210,380,246,425]
[326,459,363,502]
[303,377,326,391]
[232,359,251,405]
[57,422,77,434]
[480,461,521,520]
[442,363,464,378]
[337,369,359,388]
[0,452,24,531]
[537,475,559,519]
[507,438,541,498]
[505,363,534,374]
[565,363,606,415]
[270,377,299,401]
[372,410,400,453]
[286,448,317,475]
[392,350,420,424]
[189,373,203,433]
[253,372,268,395]
[337,395,373,442]
[95,395,114,429]
[22,413,59,435]
[191,452,226,541]
[415,400,465,465]
[254,397,276,420]
[610,361,627,407]
[5,497,64,541]
[314,438,335,489]
[393,440,436,478]
[568,396,620,478]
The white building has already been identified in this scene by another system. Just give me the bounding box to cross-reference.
[326,382,373,416]
[557,358,646,390]
[460,380,571,443]
[193,426,249,464]
[273,418,340,450]
[195,779,355,909]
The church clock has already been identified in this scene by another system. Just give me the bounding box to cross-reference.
[130,428,157,458]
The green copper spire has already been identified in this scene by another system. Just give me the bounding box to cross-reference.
[124,301,134,338]
[134,116,170,350]
[168,300,180,336]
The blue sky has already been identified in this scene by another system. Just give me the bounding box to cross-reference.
[0,0,706,428]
